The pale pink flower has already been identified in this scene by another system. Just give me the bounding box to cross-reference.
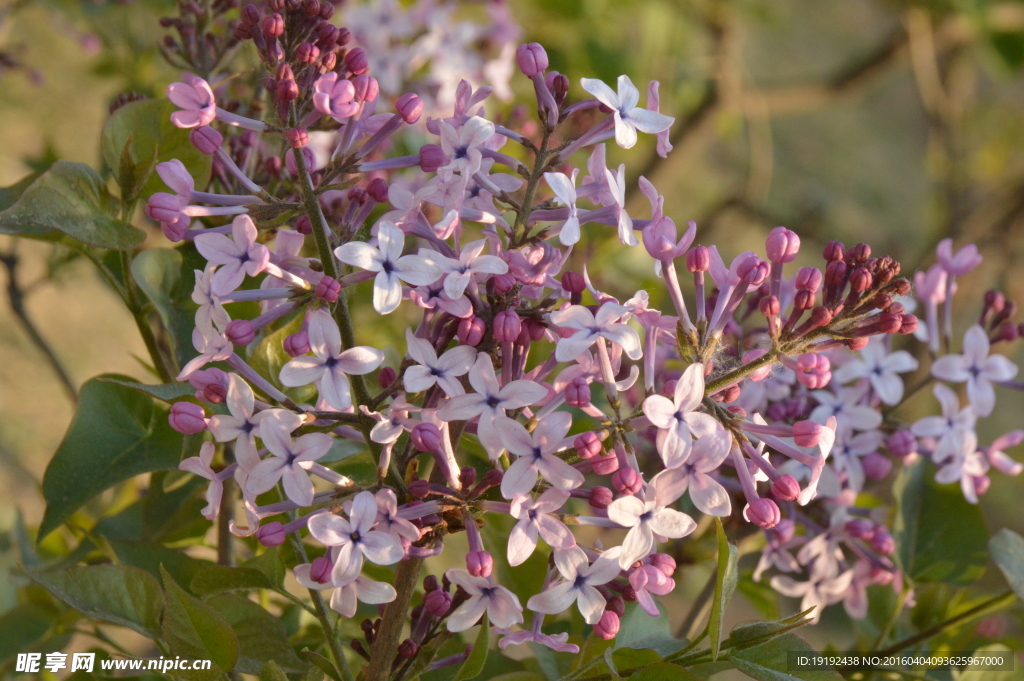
[641,363,721,468]
[605,163,636,246]
[651,429,733,516]
[167,74,216,128]
[207,374,292,470]
[312,73,359,119]
[192,264,230,335]
[833,338,919,405]
[371,489,421,544]
[809,385,883,432]
[543,170,581,246]
[607,477,697,568]
[987,431,1024,476]
[246,410,333,507]
[499,412,584,499]
[770,559,854,624]
[935,431,989,503]
[308,491,405,585]
[629,563,675,617]
[931,325,1018,417]
[911,383,977,463]
[178,442,221,519]
[403,328,476,397]
[177,325,233,380]
[507,489,576,566]
[444,569,524,632]
[420,239,508,299]
[549,302,642,363]
[936,238,982,275]
[194,215,270,295]
[580,75,674,149]
[829,427,884,493]
[438,116,495,177]
[526,546,623,623]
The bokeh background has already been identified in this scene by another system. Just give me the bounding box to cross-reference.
[3,0,1024,658]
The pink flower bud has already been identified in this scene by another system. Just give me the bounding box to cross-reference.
[862,453,892,480]
[493,310,522,343]
[377,366,397,389]
[775,518,796,543]
[887,430,916,457]
[261,13,284,37]
[760,295,781,318]
[560,271,585,293]
[738,256,769,286]
[795,267,823,292]
[419,143,446,172]
[897,314,918,335]
[284,330,310,357]
[169,401,207,434]
[795,353,831,389]
[457,317,486,346]
[316,276,341,302]
[591,453,619,476]
[352,74,378,102]
[849,243,871,262]
[285,147,315,175]
[226,319,256,346]
[310,555,333,584]
[395,93,424,124]
[242,4,260,25]
[823,240,845,262]
[565,376,592,407]
[746,498,781,529]
[612,467,643,495]
[589,486,613,510]
[606,594,626,617]
[286,127,308,148]
[146,192,182,224]
[686,245,710,273]
[366,177,389,203]
[423,589,452,617]
[870,529,894,555]
[189,368,229,402]
[792,420,823,447]
[846,519,875,540]
[411,423,442,452]
[574,431,603,459]
[295,215,312,235]
[516,42,549,76]
[345,47,368,75]
[190,126,223,154]
[398,639,419,659]
[850,268,872,292]
[408,479,430,498]
[765,226,800,264]
[770,474,801,502]
[648,554,676,578]
[594,611,620,640]
[467,551,493,578]
[459,466,477,488]
[256,521,287,547]
[491,272,516,293]
[296,42,320,64]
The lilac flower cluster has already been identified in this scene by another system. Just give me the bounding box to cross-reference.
[150,3,1022,669]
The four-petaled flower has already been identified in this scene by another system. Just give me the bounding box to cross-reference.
[208,374,294,470]
[403,328,477,397]
[544,170,581,246]
[421,239,508,300]
[444,569,524,632]
[500,412,585,499]
[580,75,674,149]
[526,546,623,623]
[167,74,216,128]
[308,491,406,585]
[911,383,977,463]
[178,442,222,519]
[194,215,270,295]
[607,476,697,568]
[833,338,919,406]
[246,410,333,507]
[653,429,733,516]
[931,325,1018,417]
[507,489,576,566]
[770,559,854,624]
[641,363,721,468]
[549,302,642,363]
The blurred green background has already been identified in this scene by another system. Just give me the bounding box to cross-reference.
[2,0,1024,650]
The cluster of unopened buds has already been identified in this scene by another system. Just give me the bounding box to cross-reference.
[149,7,1021,667]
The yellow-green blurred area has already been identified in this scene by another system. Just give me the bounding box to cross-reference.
[4,0,1024,653]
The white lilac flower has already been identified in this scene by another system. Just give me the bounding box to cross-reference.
[607,476,697,568]
[444,569,524,632]
[194,215,270,295]
[652,429,733,516]
[279,310,385,411]
[178,442,222,520]
[543,170,581,246]
[436,353,547,458]
[507,488,576,566]
[931,324,1018,417]
[934,431,989,503]
[833,338,919,405]
[580,75,674,149]
[420,239,508,299]
[334,220,441,314]
[403,328,477,397]
[308,491,405,585]
[770,558,854,624]
[207,374,290,470]
[499,412,585,499]
[829,427,884,493]
[641,363,722,468]
[605,163,636,246]
[809,385,883,432]
[192,263,230,335]
[911,383,977,463]
[246,410,333,507]
[549,302,642,363]
[372,488,421,544]
[526,546,623,624]
[177,325,233,380]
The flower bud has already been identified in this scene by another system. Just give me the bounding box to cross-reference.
[395,93,424,124]
[897,314,918,335]
[493,310,522,343]
[591,453,619,476]
[561,270,586,294]
[411,423,442,452]
[686,245,710,273]
[849,267,872,292]
[459,466,477,488]
[423,575,439,592]
[310,555,333,584]
[862,453,892,480]
[419,143,446,172]
[286,127,308,148]
[737,256,767,286]
[261,12,284,37]
[795,267,822,292]
[760,295,780,318]
[226,319,256,345]
[775,518,796,543]
[795,353,831,389]
[471,469,503,497]
[870,529,895,555]
[770,474,801,501]
[377,365,397,389]
[256,521,287,547]
[314,275,341,303]
[146,192,182,224]
[574,431,603,459]
[242,4,260,25]
[847,337,869,351]
[565,376,592,407]
[408,479,430,498]
[345,47,368,75]
[548,72,570,103]
[296,42,320,64]
[765,226,800,264]
[398,639,419,659]
[791,420,822,447]
[886,430,916,457]
[284,330,310,357]
[849,243,871,262]
[606,594,626,617]
[793,290,815,311]
[457,316,486,346]
[648,554,676,578]
[365,177,389,204]
[423,589,452,617]
[515,42,549,76]
[612,467,643,495]
[492,272,517,293]
[190,125,223,154]
[467,551,493,578]
[169,401,207,434]
[352,74,378,102]
[746,498,781,529]
[522,318,546,342]
[594,611,620,640]
[589,486,613,510]
[823,240,845,262]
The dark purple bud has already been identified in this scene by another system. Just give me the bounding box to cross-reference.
[594,611,620,640]
[612,467,643,495]
[296,42,320,64]
[606,594,626,617]
[316,276,341,302]
[423,589,452,617]
[345,47,368,75]
[467,551,493,578]
[242,4,260,25]
[459,466,477,488]
[770,474,801,502]
[169,401,207,434]
[310,555,333,584]
[846,519,875,541]
[561,271,586,294]
[409,479,430,499]
[746,498,781,529]
[493,310,522,343]
[565,376,591,407]
[765,226,800,264]
[793,290,815,311]
[574,431,603,459]
[887,429,917,457]
[303,0,319,16]
[284,330,310,357]
[377,365,397,389]
[419,143,446,172]
[823,240,845,262]
[423,575,439,592]
[411,423,442,452]
[760,295,780,318]
[457,316,486,346]
[515,42,549,76]
[589,486,613,510]
[686,245,709,273]
[870,529,895,555]
[256,521,287,546]
[226,319,256,345]
[366,177,389,203]
[190,126,223,154]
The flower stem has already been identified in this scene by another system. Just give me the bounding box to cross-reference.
[364,556,424,681]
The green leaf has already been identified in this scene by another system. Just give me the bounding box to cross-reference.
[97,376,197,402]
[893,460,988,585]
[614,602,686,657]
[25,564,163,638]
[161,565,239,675]
[108,539,211,591]
[0,602,59,665]
[208,593,308,674]
[0,161,145,249]
[243,548,286,588]
[724,609,815,650]
[40,375,185,539]
[453,616,489,681]
[131,248,196,370]
[709,517,739,660]
[0,172,44,212]
[261,660,290,681]
[102,98,213,201]
[612,648,661,670]
[301,650,342,681]
[191,565,276,597]
[730,633,843,681]
[631,662,697,681]
[990,529,1024,601]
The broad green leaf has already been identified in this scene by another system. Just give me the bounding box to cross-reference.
[208,593,308,674]
[261,660,290,681]
[25,564,163,638]
[990,31,1024,71]
[737,570,780,620]
[93,475,209,544]
[131,248,196,370]
[0,602,59,665]
[631,662,697,681]
[453,616,489,681]
[0,161,144,249]
[98,376,197,402]
[989,529,1024,601]
[612,648,661,670]
[301,650,342,681]
[108,539,211,591]
[893,460,988,585]
[0,172,43,212]
[40,375,184,539]
[102,98,213,201]
[725,609,815,650]
[614,602,686,657]
[709,517,738,660]
[243,548,286,588]
[730,633,843,681]
[161,566,239,675]
[191,565,276,597]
